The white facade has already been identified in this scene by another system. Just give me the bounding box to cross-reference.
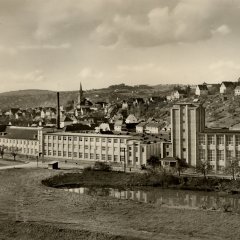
[43,132,162,167]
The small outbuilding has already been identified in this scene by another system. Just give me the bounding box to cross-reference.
[48,161,59,170]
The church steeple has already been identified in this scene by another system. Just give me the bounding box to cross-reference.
[78,82,83,104]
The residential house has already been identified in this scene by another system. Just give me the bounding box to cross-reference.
[125,114,138,124]
[220,82,235,94]
[195,85,208,96]
[145,122,163,134]
[234,86,240,96]
[172,90,186,99]
[136,122,147,133]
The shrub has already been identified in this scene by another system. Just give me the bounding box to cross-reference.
[93,162,112,172]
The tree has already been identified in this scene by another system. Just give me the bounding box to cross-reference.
[196,160,211,179]
[224,157,240,180]
[147,155,160,169]
[175,158,188,176]
[0,145,6,159]
[9,147,19,161]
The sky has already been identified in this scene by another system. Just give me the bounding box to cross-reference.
[1,0,240,92]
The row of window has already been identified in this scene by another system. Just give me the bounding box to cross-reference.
[44,151,139,162]
[199,149,240,161]
[44,135,126,143]
[43,144,140,153]
[199,135,240,146]
[0,138,38,145]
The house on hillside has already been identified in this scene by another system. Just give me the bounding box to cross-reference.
[145,122,163,134]
[195,85,208,96]
[136,122,147,133]
[125,114,138,124]
[234,86,240,96]
[220,82,235,94]
[172,90,186,99]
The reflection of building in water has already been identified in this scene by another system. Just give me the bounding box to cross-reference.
[65,187,240,211]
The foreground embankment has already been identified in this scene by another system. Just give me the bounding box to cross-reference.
[1,168,240,240]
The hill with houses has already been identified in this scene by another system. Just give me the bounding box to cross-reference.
[0,81,240,129]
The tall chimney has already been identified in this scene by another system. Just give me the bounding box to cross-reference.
[57,92,60,129]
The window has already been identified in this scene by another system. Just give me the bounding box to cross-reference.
[114,139,118,143]
[226,136,233,146]
[120,147,125,152]
[73,152,77,158]
[63,137,67,141]
[63,151,67,157]
[90,153,94,159]
[114,147,117,151]
[183,148,186,152]
[129,152,132,157]
[236,136,240,145]
[48,150,52,155]
[53,136,56,140]
[102,138,106,142]
[96,138,100,142]
[199,135,205,145]
[48,143,51,147]
[108,138,112,143]
[73,137,77,141]
[79,137,83,141]
[102,146,106,151]
[48,136,51,140]
[142,148,145,152]
[68,137,72,141]
[236,151,240,160]
[53,143,56,147]
[53,150,56,156]
[108,155,112,161]
[68,144,71,149]
[79,152,83,158]
[207,135,215,145]
[84,153,88,158]
[58,136,61,140]
[84,146,89,150]
[44,143,47,146]
[208,150,214,162]
[226,150,233,161]
[68,152,72,157]
[114,155,118,162]
[217,136,224,145]
[120,139,124,143]
[102,154,106,160]
[217,150,224,161]
[96,154,100,160]
[85,138,88,142]
[120,156,124,161]
[58,151,62,156]
[135,157,138,162]
[90,138,94,142]
[129,147,132,150]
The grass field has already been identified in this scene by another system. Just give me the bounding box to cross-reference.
[1,168,240,239]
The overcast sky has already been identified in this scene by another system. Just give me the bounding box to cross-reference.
[1,0,240,92]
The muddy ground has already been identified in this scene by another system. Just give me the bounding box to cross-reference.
[1,168,240,240]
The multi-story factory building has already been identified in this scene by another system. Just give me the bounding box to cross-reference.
[171,103,240,172]
[43,132,163,167]
[0,126,43,157]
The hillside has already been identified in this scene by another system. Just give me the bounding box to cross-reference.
[0,84,174,110]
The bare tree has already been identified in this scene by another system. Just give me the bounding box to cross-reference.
[175,157,188,176]
[9,146,19,161]
[225,157,240,180]
[147,155,160,169]
[0,145,6,159]
[196,160,211,179]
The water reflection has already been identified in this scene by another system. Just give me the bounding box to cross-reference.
[64,187,240,210]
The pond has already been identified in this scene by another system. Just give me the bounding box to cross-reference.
[62,186,240,211]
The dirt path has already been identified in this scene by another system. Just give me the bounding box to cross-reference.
[0,168,240,239]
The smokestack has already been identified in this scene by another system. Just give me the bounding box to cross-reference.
[57,92,60,129]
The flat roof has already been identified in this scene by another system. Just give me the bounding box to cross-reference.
[44,131,132,138]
